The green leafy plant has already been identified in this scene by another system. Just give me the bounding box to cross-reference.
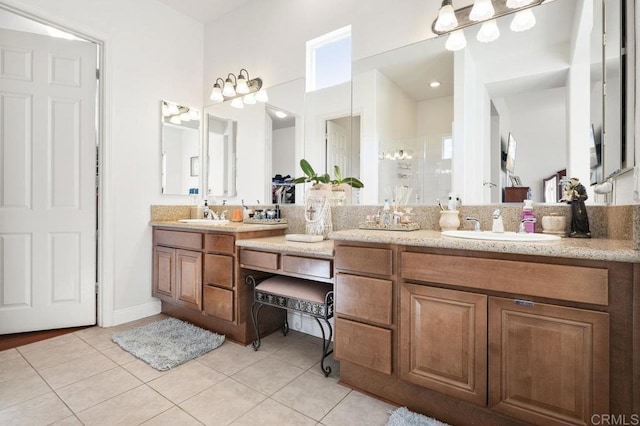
[292,159,364,189]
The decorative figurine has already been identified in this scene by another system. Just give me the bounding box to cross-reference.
[562,177,591,238]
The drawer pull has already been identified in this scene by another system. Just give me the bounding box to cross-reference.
[514,299,534,307]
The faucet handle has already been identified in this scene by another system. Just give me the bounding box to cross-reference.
[465,217,481,231]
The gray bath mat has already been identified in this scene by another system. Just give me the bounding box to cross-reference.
[112,317,225,371]
[387,407,450,426]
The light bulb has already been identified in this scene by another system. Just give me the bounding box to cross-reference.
[235,74,250,94]
[506,0,534,8]
[230,98,244,109]
[255,89,268,103]
[469,0,495,22]
[477,19,500,43]
[434,0,458,32]
[445,29,467,51]
[222,78,236,97]
[510,9,536,32]
[243,93,256,104]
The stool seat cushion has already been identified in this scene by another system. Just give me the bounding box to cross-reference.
[256,276,331,304]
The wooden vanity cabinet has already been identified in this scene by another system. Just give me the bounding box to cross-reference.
[152,231,202,311]
[335,242,636,426]
[334,242,395,375]
[152,226,284,344]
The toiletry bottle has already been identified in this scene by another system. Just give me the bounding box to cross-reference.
[382,199,391,225]
[521,200,536,233]
[275,204,280,219]
[203,200,212,219]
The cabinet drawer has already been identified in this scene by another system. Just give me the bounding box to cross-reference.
[204,234,235,254]
[240,249,280,271]
[335,318,392,374]
[154,229,201,250]
[336,273,392,325]
[335,246,393,276]
[401,252,609,306]
[203,285,234,321]
[204,254,233,288]
[283,255,332,279]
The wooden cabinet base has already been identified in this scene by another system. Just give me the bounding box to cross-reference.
[161,301,285,345]
[339,361,529,426]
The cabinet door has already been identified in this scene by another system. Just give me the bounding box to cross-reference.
[153,246,174,302]
[488,297,609,426]
[400,284,487,406]
[175,249,202,311]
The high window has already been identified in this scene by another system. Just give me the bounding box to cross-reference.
[306,25,351,92]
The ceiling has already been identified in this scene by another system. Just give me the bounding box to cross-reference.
[154,0,250,24]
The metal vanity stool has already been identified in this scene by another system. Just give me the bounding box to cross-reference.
[246,274,334,376]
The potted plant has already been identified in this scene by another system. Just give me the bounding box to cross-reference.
[293,159,364,206]
[293,159,364,189]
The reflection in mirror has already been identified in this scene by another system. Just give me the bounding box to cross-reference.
[303,81,355,201]
[265,79,305,204]
[161,101,200,195]
[353,0,624,205]
[207,114,237,198]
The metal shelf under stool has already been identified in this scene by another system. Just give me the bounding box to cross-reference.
[246,274,334,377]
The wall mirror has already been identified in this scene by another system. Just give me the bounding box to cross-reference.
[161,100,201,195]
[352,0,630,205]
[206,114,237,198]
[202,78,305,205]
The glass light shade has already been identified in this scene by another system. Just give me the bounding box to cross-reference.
[510,9,536,32]
[506,0,534,8]
[230,98,244,109]
[188,109,200,120]
[445,30,467,51]
[255,89,268,102]
[179,112,191,121]
[222,78,236,97]
[166,103,180,116]
[169,115,181,124]
[469,0,495,22]
[243,93,256,104]
[434,3,458,32]
[235,75,250,94]
[209,85,224,102]
[477,20,500,43]
[275,110,288,118]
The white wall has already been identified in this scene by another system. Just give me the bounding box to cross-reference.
[4,0,204,325]
[272,126,296,178]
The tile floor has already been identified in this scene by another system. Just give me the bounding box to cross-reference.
[0,314,398,425]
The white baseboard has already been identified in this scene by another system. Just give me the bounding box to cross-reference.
[112,300,161,326]
[286,312,334,340]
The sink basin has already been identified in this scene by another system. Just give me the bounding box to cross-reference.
[178,219,230,225]
[441,230,561,242]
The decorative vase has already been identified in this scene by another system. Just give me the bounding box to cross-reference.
[439,210,460,231]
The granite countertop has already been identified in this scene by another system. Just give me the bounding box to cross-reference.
[149,220,288,233]
[235,235,334,257]
[330,229,640,263]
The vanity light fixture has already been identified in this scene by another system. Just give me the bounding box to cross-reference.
[209,68,267,105]
[432,0,543,51]
[162,101,199,125]
[378,149,413,161]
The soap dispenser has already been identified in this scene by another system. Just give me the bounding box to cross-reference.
[521,200,536,233]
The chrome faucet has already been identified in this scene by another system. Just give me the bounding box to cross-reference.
[492,208,504,233]
[518,218,537,233]
[465,217,481,231]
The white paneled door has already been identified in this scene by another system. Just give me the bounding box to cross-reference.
[0,28,97,333]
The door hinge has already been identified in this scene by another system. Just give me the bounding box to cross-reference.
[95,284,99,295]
[96,68,100,79]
